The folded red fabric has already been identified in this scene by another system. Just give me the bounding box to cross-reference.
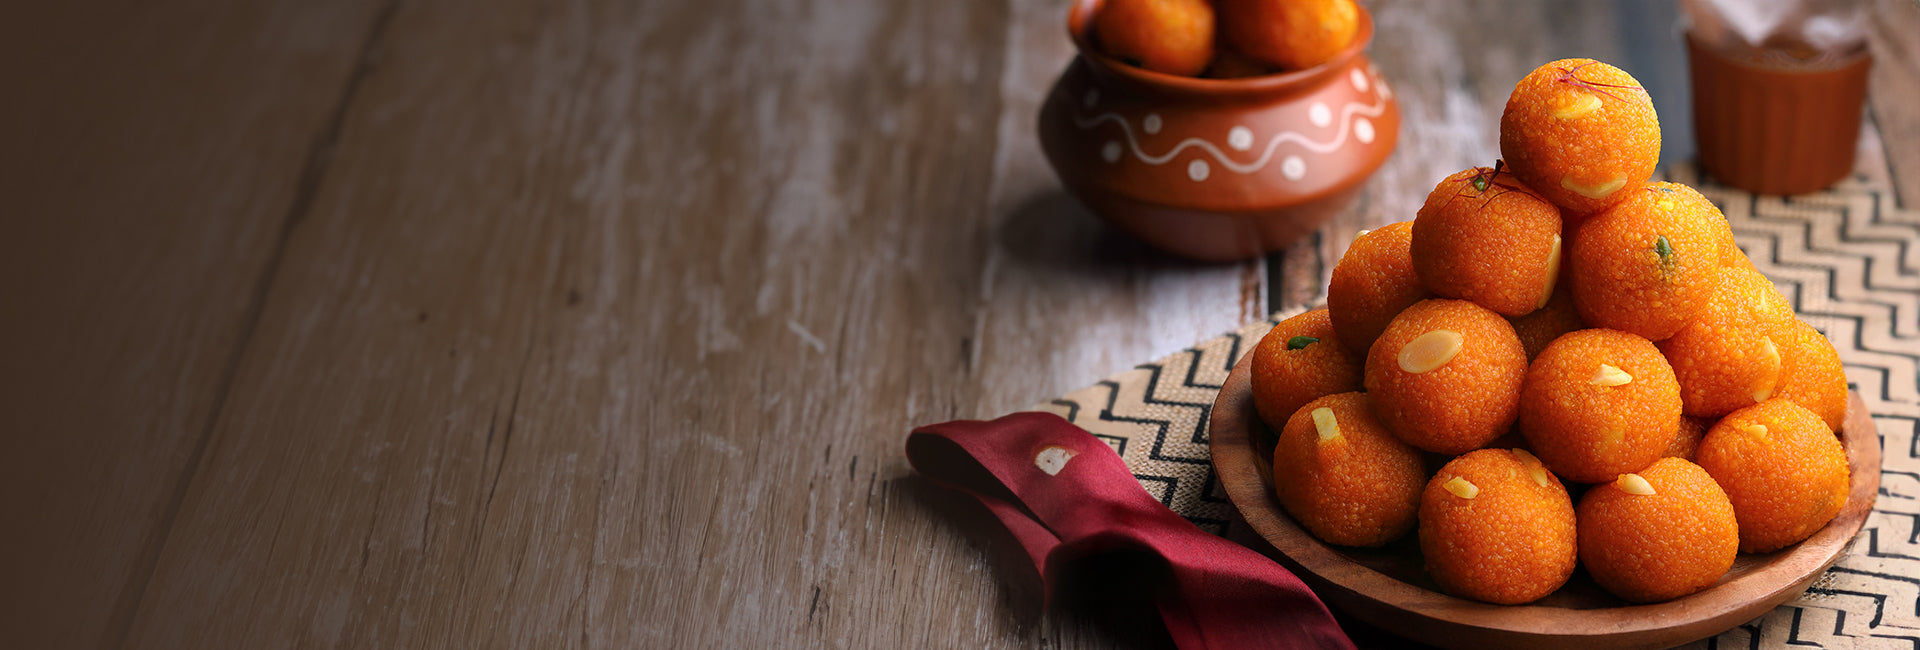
[907,411,1354,650]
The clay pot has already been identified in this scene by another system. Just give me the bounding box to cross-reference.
[1038,0,1399,262]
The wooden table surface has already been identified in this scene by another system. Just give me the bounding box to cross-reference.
[3,1,1916,647]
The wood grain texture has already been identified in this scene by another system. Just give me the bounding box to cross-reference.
[115,0,1247,647]
[0,2,387,648]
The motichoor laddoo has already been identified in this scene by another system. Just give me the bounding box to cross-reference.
[1366,299,1528,454]
[1272,392,1426,547]
[1518,328,1681,484]
[1419,449,1578,604]
[1695,399,1850,552]
[1411,165,1564,317]
[1576,458,1739,603]
[1251,308,1363,431]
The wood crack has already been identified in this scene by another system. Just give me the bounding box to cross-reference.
[418,492,434,552]
[101,1,404,647]
[356,481,388,582]
[452,337,536,643]
[482,346,533,516]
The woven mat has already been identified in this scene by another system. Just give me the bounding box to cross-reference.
[1031,162,1920,648]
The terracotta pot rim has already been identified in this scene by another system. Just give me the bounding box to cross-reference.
[1066,0,1375,99]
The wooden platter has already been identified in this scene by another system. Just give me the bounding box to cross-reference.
[1208,351,1881,650]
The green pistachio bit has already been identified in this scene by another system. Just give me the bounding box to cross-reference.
[1655,235,1674,264]
[1470,175,1488,192]
[1287,335,1320,350]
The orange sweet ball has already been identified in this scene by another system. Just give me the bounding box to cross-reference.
[1696,399,1850,553]
[1093,0,1216,77]
[1576,458,1739,603]
[1366,299,1528,454]
[1658,266,1797,418]
[1500,59,1660,215]
[1328,221,1432,357]
[1219,0,1359,71]
[1419,449,1577,604]
[1272,392,1426,547]
[1776,319,1850,432]
[1569,182,1730,341]
[1509,283,1586,361]
[1518,329,1681,484]
[1250,308,1364,430]
[1412,165,1564,317]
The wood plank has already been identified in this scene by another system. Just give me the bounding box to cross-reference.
[964,0,1267,644]
[120,0,1249,646]
[0,2,389,648]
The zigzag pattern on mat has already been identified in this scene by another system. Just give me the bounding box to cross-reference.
[1036,312,1303,536]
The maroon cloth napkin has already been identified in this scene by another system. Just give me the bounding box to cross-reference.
[907,412,1354,650]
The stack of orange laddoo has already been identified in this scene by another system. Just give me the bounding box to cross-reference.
[1249,58,1852,605]
[1092,0,1362,78]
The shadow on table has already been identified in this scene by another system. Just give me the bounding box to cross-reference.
[902,470,1426,649]
[1219,501,1443,649]
[897,473,1178,649]
[995,190,1226,274]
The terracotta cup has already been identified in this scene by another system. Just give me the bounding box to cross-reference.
[1037,0,1399,262]
[1688,34,1872,195]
